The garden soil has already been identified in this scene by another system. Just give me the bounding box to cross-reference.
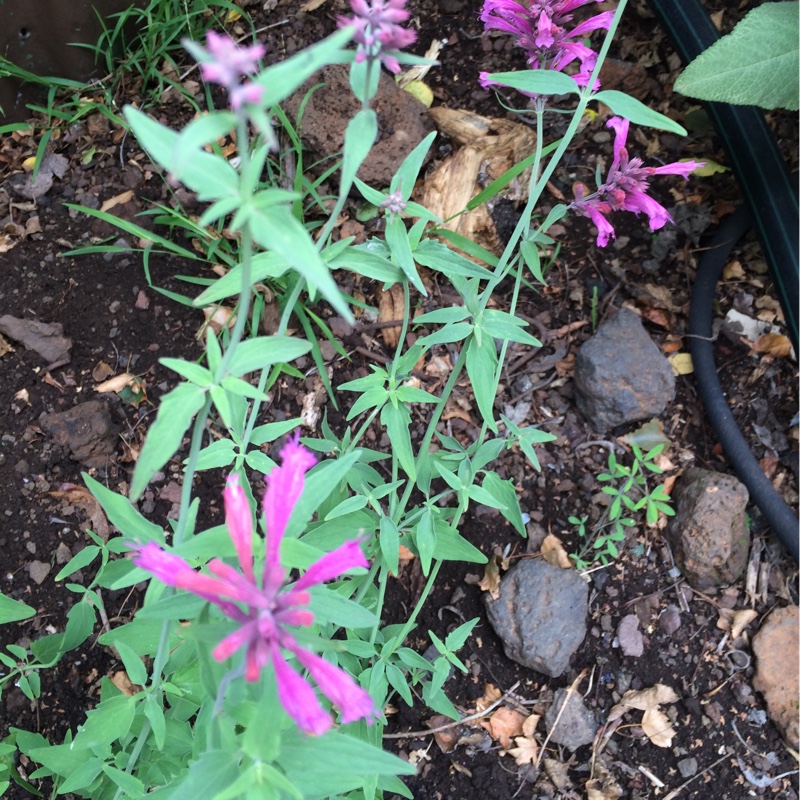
[0,1,797,799]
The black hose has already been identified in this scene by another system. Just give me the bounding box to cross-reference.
[689,206,799,561]
[646,0,799,560]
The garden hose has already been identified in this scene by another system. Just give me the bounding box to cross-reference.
[688,205,799,562]
[646,0,799,560]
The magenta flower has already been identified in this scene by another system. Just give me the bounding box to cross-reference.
[569,116,705,247]
[338,0,418,74]
[480,0,613,89]
[196,31,266,110]
[133,437,376,736]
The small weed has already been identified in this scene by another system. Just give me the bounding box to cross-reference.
[570,443,675,570]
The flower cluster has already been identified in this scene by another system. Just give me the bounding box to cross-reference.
[134,437,376,736]
[198,30,265,110]
[380,189,407,216]
[569,117,704,246]
[338,0,417,74]
[479,0,613,92]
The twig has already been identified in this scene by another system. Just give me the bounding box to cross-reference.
[382,680,521,739]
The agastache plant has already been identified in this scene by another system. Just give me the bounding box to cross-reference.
[569,116,705,246]
[134,437,376,736]
[337,0,418,74]
[196,30,265,110]
[479,0,613,91]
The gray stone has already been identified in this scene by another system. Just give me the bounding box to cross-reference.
[544,687,598,750]
[28,560,51,585]
[617,614,644,657]
[282,64,434,187]
[484,559,588,677]
[573,308,675,432]
[0,315,72,364]
[667,468,750,590]
[677,757,698,778]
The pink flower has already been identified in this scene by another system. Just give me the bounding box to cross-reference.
[480,0,613,90]
[196,31,265,109]
[569,117,705,247]
[133,436,375,736]
[338,0,417,74]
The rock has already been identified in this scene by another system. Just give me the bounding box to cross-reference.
[617,614,644,657]
[677,757,698,778]
[484,559,588,677]
[0,315,72,364]
[282,64,434,187]
[752,605,799,749]
[28,560,51,585]
[667,468,750,590]
[544,687,598,750]
[39,400,119,468]
[573,308,675,432]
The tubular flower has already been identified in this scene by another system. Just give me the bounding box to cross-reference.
[197,30,266,109]
[133,436,375,736]
[480,0,613,88]
[569,116,705,247]
[338,0,418,74]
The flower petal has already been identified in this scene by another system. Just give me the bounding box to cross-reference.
[224,474,255,581]
[263,436,316,577]
[272,647,332,736]
[293,539,369,591]
[291,646,377,725]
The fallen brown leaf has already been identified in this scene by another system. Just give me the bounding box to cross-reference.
[48,483,110,541]
[717,608,758,640]
[641,706,676,747]
[540,534,573,569]
[378,284,405,349]
[479,706,527,749]
[507,734,539,765]
[477,557,501,599]
[751,332,793,359]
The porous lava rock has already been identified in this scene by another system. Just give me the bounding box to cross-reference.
[282,64,434,187]
[667,468,750,590]
[484,558,588,678]
[573,308,675,432]
[752,605,799,750]
[39,400,119,468]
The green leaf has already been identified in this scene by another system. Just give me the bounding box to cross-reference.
[674,2,799,111]
[249,205,351,319]
[481,472,526,535]
[392,131,437,197]
[481,309,541,346]
[159,358,214,386]
[415,508,437,575]
[130,383,207,501]
[592,91,688,134]
[485,70,580,96]
[385,216,424,293]
[465,335,498,432]
[112,639,148,686]
[101,763,145,798]
[0,593,36,624]
[194,438,236,471]
[308,586,378,629]
[413,238,492,280]
[380,403,416,480]
[255,28,352,107]
[379,515,400,577]
[227,336,311,377]
[342,109,378,193]
[54,546,100,582]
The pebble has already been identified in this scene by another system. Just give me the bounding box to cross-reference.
[28,560,51,585]
[677,757,698,778]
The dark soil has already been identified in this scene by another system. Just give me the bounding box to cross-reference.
[1,1,798,799]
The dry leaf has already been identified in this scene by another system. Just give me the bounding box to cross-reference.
[100,190,134,213]
[474,683,502,713]
[201,305,236,336]
[480,706,527,749]
[751,332,793,359]
[48,483,110,541]
[586,761,623,800]
[426,714,460,753]
[543,758,573,791]
[717,608,758,640]
[378,284,405,348]
[641,706,676,747]
[618,684,678,711]
[540,534,572,569]
[521,713,540,738]
[92,360,115,381]
[507,735,539,765]
[95,373,135,394]
[299,0,328,11]
[723,259,745,280]
[109,670,142,696]
[669,352,694,375]
[0,333,12,357]
[478,557,501,599]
